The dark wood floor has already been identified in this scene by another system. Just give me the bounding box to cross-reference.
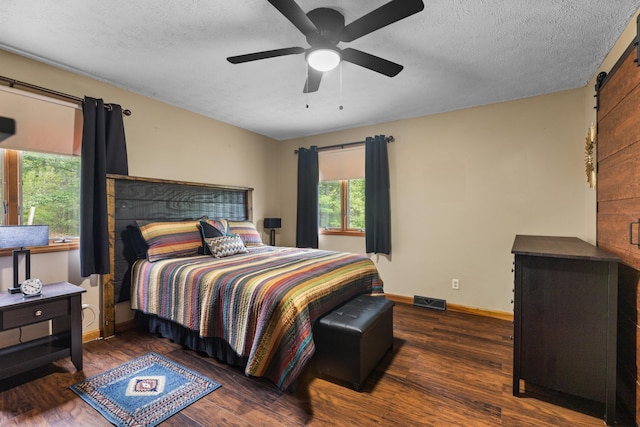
[0,303,633,426]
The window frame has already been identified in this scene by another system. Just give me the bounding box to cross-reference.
[319,179,365,237]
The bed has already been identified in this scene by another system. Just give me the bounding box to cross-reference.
[104,175,383,391]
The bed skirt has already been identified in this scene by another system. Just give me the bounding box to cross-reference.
[135,311,249,369]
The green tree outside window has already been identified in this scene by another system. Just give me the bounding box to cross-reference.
[21,151,80,239]
[319,178,365,232]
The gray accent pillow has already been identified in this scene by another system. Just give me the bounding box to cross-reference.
[205,234,248,258]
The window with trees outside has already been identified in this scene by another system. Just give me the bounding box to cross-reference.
[318,147,365,236]
[1,85,82,248]
[319,178,365,234]
[1,150,80,240]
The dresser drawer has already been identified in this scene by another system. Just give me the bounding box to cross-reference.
[1,298,70,329]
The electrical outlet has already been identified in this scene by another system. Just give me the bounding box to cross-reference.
[452,279,459,290]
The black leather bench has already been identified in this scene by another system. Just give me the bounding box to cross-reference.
[314,295,394,391]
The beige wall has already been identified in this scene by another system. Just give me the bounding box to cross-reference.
[280,89,585,313]
[0,49,280,341]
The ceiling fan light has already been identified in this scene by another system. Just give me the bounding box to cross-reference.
[307,48,341,72]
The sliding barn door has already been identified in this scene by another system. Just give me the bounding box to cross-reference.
[597,41,640,423]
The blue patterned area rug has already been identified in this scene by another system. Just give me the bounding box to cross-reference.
[70,352,221,427]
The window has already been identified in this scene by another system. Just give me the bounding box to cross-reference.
[319,178,365,234]
[318,147,365,236]
[2,149,81,240]
[0,85,82,248]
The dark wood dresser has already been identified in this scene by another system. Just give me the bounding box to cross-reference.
[511,235,619,425]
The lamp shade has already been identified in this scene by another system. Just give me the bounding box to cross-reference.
[307,48,341,72]
[264,218,282,229]
[0,225,49,249]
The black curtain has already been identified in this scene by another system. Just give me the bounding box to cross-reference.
[80,97,129,277]
[296,146,319,248]
[365,135,391,254]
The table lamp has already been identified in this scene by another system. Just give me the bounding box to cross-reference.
[0,225,49,293]
[264,218,281,246]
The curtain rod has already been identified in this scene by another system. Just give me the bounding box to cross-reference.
[0,75,132,116]
[294,135,394,154]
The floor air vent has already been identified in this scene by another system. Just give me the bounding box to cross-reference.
[413,295,446,311]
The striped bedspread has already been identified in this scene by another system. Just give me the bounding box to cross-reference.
[131,246,383,390]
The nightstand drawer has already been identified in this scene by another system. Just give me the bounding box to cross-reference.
[1,298,69,329]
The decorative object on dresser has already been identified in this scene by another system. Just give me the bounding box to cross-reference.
[264,217,282,246]
[511,235,619,426]
[0,225,49,294]
[0,281,86,381]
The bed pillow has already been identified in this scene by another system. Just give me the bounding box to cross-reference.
[205,234,248,258]
[228,220,264,246]
[207,219,229,235]
[136,220,203,262]
[199,219,225,255]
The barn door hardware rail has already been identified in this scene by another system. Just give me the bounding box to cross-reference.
[630,218,640,247]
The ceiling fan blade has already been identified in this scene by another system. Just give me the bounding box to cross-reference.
[303,68,323,93]
[342,48,403,77]
[341,0,425,42]
[268,0,318,35]
[227,47,305,64]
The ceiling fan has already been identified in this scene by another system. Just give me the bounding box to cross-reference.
[227,0,425,93]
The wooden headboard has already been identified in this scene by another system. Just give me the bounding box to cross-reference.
[102,174,253,337]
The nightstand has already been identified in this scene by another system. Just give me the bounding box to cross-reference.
[0,282,86,380]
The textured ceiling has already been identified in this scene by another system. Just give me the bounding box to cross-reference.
[0,0,638,141]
